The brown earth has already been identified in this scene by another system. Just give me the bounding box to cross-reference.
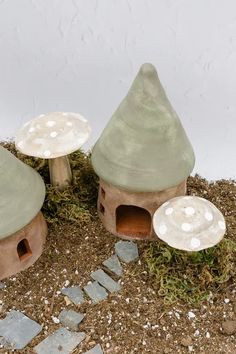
[0,174,236,354]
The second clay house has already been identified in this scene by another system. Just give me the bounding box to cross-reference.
[91,63,195,240]
[0,146,47,280]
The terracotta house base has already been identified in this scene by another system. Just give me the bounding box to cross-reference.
[0,212,47,280]
[97,179,187,241]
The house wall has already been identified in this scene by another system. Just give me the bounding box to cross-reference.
[98,179,186,240]
[0,212,47,280]
[0,0,235,180]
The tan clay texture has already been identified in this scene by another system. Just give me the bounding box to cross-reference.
[97,179,186,240]
[0,212,47,280]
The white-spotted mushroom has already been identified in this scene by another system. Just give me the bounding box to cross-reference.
[15,112,91,190]
[153,196,226,251]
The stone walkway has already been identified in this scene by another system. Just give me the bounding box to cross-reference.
[0,241,139,353]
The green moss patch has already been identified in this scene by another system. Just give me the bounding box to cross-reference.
[145,239,236,304]
[145,175,236,305]
[1,142,98,225]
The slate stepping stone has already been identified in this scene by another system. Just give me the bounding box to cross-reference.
[115,241,139,263]
[84,281,108,303]
[84,344,103,354]
[0,310,42,350]
[61,286,85,305]
[103,255,123,277]
[34,328,85,354]
[58,310,84,331]
[91,269,121,293]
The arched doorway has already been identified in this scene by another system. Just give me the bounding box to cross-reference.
[17,239,32,261]
[116,205,151,238]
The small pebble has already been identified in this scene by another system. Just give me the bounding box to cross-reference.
[187,311,196,319]
[64,280,70,287]
[221,320,236,335]
[174,312,180,319]
[51,316,60,324]
[181,336,192,347]
[64,296,72,306]
[163,349,171,354]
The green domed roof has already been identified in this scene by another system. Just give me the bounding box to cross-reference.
[0,146,46,240]
[91,63,195,192]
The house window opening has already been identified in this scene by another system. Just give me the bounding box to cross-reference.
[101,187,106,199]
[100,203,105,214]
[17,239,32,261]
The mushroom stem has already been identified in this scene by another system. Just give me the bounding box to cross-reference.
[48,156,72,190]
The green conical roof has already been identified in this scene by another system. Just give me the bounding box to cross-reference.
[91,63,195,192]
[0,146,46,240]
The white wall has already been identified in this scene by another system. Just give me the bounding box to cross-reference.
[0,0,235,180]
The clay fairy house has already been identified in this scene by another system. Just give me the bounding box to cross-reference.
[91,63,195,240]
[0,146,47,280]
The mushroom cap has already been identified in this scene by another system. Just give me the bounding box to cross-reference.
[15,112,91,159]
[153,196,226,251]
[0,146,46,240]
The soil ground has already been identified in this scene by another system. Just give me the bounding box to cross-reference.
[0,164,236,353]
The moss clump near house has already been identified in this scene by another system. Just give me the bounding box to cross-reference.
[1,143,98,225]
[145,239,236,304]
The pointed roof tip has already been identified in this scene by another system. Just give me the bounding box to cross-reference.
[132,63,162,99]
[139,63,158,77]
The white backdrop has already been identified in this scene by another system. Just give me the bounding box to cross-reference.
[0,0,235,180]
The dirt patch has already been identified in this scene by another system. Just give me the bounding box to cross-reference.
[0,143,236,353]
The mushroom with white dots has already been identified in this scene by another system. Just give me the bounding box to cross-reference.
[153,196,226,251]
[15,112,91,190]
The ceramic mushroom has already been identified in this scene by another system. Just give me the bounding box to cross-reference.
[0,146,47,280]
[153,196,226,251]
[15,112,91,190]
